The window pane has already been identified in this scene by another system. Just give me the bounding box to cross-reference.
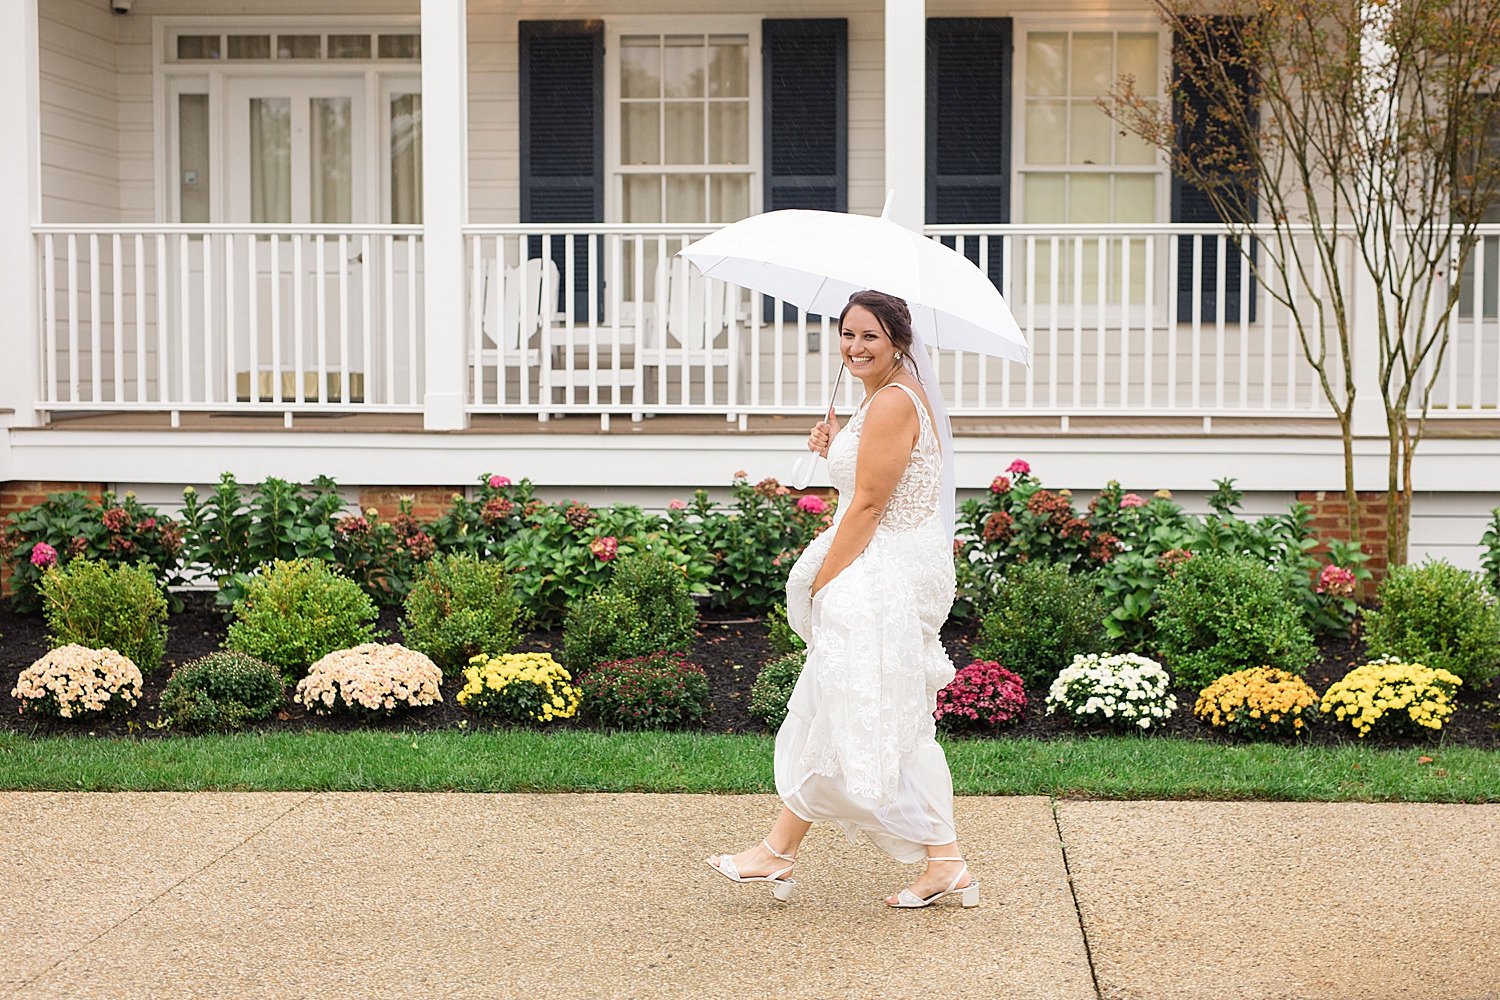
[1117,33,1159,97]
[379,34,420,59]
[710,174,749,222]
[391,93,423,224]
[1069,173,1111,222]
[249,98,291,224]
[1115,112,1158,165]
[1113,174,1156,222]
[227,35,271,60]
[621,104,661,165]
[178,94,210,224]
[1025,102,1067,164]
[665,173,706,222]
[277,35,321,59]
[328,34,372,59]
[1026,33,1067,96]
[621,37,661,99]
[708,102,748,164]
[664,103,705,165]
[311,98,352,224]
[1071,33,1113,95]
[623,175,662,223]
[664,35,705,99]
[176,35,221,60]
[1024,173,1066,222]
[1070,103,1112,164]
[708,35,748,97]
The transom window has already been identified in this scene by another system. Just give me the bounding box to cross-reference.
[171,31,420,62]
[1019,29,1164,223]
[615,32,756,224]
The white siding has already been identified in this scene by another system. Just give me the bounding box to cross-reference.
[39,0,122,222]
[1409,492,1499,572]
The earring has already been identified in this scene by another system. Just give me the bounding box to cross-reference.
[895,352,903,361]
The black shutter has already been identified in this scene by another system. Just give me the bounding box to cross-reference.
[520,21,602,314]
[926,19,1012,226]
[1172,18,1256,323]
[763,19,847,213]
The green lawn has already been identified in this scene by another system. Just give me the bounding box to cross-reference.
[1,730,1495,801]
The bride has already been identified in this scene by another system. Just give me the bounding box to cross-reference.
[707,290,974,909]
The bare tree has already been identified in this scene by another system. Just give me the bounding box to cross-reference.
[1107,0,1500,565]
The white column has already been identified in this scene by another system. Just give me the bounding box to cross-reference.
[421,0,470,430]
[884,0,926,230]
[0,0,41,436]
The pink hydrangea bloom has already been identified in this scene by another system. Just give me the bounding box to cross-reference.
[990,476,1011,494]
[488,475,512,488]
[668,499,687,510]
[590,536,618,561]
[1119,493,1147,508]
[796,495,828,514]
[1317,564,1357,598]
[1007,459,1031,475]
[30,542,58,568]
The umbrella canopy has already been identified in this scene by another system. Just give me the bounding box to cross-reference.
[678,199,1029,365]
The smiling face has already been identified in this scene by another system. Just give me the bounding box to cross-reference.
[840,304,900,380]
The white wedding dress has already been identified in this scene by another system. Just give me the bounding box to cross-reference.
[778,381,959,862]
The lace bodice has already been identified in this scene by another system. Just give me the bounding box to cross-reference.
[826,382,942,531]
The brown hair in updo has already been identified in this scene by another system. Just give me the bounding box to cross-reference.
[838,290,914,358]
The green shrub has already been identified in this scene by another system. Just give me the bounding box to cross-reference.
[580,652,709,729]
[1153,552,1316,689]
[970,561,1106,687]
[1363,560,1500,686]
[401,552,525,673]
[226,559,379,677]
[562,552,698,671]
[160,651,285,731]
[40,559,168,673]
[766,604,805,654]
[749,651,805,730]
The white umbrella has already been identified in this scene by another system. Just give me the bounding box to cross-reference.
[678,192,1029,364]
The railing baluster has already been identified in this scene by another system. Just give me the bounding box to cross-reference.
[1239,236,1250,410]
[1472,235,1485,410]
[1095,234,1106,409]
[303,234,314,405]
[1190,233,1202,410]
[1215,233,1226,410]
[1144,234,1155,409]
[655,234,667,407]
[90,233,102,404]
[384,234,395,405]
[1024,236,1035,409]
[611,234,623,410]
[633,234,645,412]
[1167,234,1179,408]
[1119,235,1131,409]
[133,234,146,402]
[248,233,260,403]
[1262,262,1274,409]
[270,235,282,404]
[796,304,807,409]
[773,297,784,410]
[43,234,56,404]
[1048,237,1059,409]
[978,235,989,410]
[588,233,599,409]
[339,234,350,404]
[1071,235,1082,409]
[156,234,169,405]
[112,234,123,404]
[407,235,419,406]
[361,234,372,407]
[202,233,214,404]
[224,234,236,405]
[470,234,482,407]
[178,233,190,404]
[1002,233,1012,410]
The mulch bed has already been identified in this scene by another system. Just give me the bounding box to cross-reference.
[1,595,1497,747]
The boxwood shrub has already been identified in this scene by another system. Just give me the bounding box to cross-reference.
[40,559,169,673]
[226,558,379,677]
[562,552,697,671]
[402,552,525,673]
[1363,560,1500,686]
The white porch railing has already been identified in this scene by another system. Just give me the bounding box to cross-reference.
[34,225,424,412]
[462,222,1498,422]
[33,222,1498,422]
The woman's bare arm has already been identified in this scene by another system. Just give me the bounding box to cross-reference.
[810,389,919,595]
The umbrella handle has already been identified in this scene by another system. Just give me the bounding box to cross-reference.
[790,451,818,491]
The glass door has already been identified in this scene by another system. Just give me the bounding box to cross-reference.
[226,77,369,224]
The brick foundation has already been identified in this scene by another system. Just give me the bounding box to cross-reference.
[1296,490,1403,581]
[0,481,106,597]
[357,486,466,523]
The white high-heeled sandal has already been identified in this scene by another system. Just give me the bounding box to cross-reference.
[887,857,979,908]
[706,840,797,902]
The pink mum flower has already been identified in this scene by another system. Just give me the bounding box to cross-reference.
[668,499,688,510]
[590,536,618,561]
[796,495,828,514]
[488,475,511,488]
[1119,493,1147,508]
[30,542,58,568]
[1007,459,1031,475]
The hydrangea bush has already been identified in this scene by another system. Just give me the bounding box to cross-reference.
[935,660,1027,730]
[1193,666,1320,739]
[11,644,143,719]
[1046,652,1179,730]
[1319,658,1462,738]
[457,652,579,724]
[293,643,444,718]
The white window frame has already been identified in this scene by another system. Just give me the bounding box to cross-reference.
[1010,14,1172,225]
[153,15,421,224]
[603,16,764,225]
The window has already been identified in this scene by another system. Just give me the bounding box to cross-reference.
[1018,28,1165,223]
[612,29,756,224]
[172,30,418,62]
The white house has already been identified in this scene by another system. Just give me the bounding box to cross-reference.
[0,0,1496,567]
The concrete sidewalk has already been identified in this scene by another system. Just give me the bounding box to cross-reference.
[1,794,1496,1000]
